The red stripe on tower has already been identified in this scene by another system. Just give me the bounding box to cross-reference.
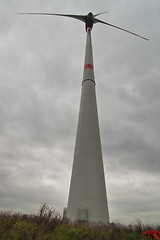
[84,64,93,70]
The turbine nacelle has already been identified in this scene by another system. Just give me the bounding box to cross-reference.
[85,12,94,31]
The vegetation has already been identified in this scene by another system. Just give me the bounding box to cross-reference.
[0,204,158,240]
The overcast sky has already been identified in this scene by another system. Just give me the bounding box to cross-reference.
[0,0,160,225]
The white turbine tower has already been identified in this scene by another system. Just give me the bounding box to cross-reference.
[66,27,109,223]
[20,11,149,224]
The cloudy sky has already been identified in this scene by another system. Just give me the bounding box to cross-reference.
[0,0,160,225]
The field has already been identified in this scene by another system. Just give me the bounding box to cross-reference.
[0,204,158,240]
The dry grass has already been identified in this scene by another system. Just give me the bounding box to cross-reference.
[0,204,157,240]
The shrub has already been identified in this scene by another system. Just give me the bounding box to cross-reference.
[0,206,156,240]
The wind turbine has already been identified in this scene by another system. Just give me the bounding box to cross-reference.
[20,12,149,223]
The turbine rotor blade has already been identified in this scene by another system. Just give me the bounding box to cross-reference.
[19,12,86,23]
[94,12,108,17]
[94,18,149,41]
[19,12,149,40]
